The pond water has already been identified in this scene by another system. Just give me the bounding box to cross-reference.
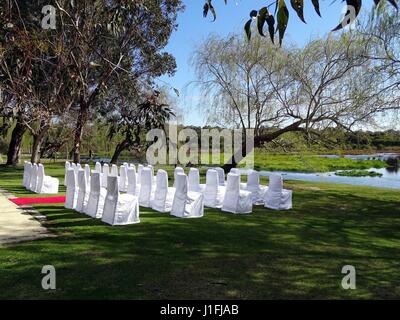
[244,153,400,189]
[254,167,400,190]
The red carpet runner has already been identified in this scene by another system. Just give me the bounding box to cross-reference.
[10,196,66,205]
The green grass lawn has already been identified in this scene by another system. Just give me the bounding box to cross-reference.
[0,162,399,299]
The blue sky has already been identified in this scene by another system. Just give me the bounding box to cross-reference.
[159,0,375,126]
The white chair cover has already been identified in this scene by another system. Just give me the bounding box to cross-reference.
[137,164,144,184]
[138,167,154,207]
[203,169,225,208]
[245,170,268,205]
[95,162,102,173]
[84,172,107,218]
[84,164,91,186]
[73,163,80,180]
[22,161,29,188]
[23,162,32,188]
[36,164,59,194]
[101,176,140,226]
[111,164,118,176]
[222,173,253,214]
[29,164,39,192]
[171,173,204,218]
[76,169,89,213]
[65,168,79,209]
[126,167,137,195]
[64,161,70,186]
[151,169,175,213]
[264,174,292,210]
[173,167,184,188]
[215,167,226,186]
[188,168,203,192]
[101,163,109,188]
[119,164,128,192]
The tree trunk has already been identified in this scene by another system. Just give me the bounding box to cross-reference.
[72,103,89,164]
[30,124,50,163]
[6,119,26,166]
[110,139,130,164]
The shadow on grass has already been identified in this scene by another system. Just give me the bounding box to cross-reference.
[0,164,399,299]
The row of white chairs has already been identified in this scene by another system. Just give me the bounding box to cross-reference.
[22,161,59,194]
[64,162,292,225]
[64,162,205,225]
[185,166,292,211]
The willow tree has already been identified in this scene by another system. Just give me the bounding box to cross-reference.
[192,33,398,168]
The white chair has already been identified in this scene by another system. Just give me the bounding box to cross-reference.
[119,164,128,192]
[137,164,144,184]
[22,161,29,188]
[84,164,91,187]
[101,176,140,226]
[111,164,118,176]
[65,168,79,209]
[188,168,203,192]
[173,167,184,188]
[215,167,226,186]
[151,169,175,213]
[25,162,33,190]
[203,169,225,208]
[264,174,292,210]
[64,161,71,186]
[102,163,109,188]
[171,173,204,218]
[245,170,268,205]
[76,169,89,213]
[84,172,107,218]
[230,168,247,189]
[73,163,80,179]
[22,161,32,189]
[138,167,154,207]
[29,164,39,192]
[222,173,253,214]
[36,164,59,194]
[126,167,137,195]
[95,162,102,173]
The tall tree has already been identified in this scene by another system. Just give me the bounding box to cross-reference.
[192,33,399,168]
